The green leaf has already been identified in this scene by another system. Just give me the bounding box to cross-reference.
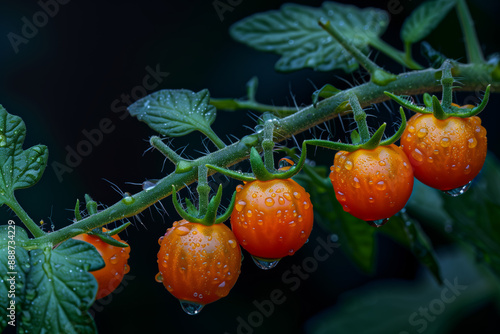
[230,2,389,72]
[0,225,30,332]
[379,213,443,284]
[128,89,217,137]
[294,165,376,274]
[401,0,457,44]
[20,239,105,334]
[306,249,498,334]
[0,105,48,206]
[440,154,500,278]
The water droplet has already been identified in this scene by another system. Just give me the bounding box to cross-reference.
[228,239,237,248]
[303,201,310,209]
[417,127,428,138]
[278,157,295,171]
[142,180,158,191]
[336,191,346,202]
[330,234,339,242]
[376,181,386,191]
[158,236,164,245]
[293,191,301,199]
[265,197,275,207]
[366,218,389,227]
[124,264,130,274]
[251,256,280,270]
[252,193,257,198]
[283,192,292,201]
[179,300,204,315]
[236,184,244,192]
[379,160,386,166]
[175,226,190,236]
[278,197,285,205]
[218,281,226,288]
[411,148,424,162]
[121,193,135,205]
[246,210,252,218]
[110,254,118,265]
[464,165,471,174]
[368,197,375,204]
[440,137,451,147]
[407,125,415,133]
[276,210,282,217]
[352,177,360,188]
[468,138,477,148]
[155,272,163,283]
[344,160,353,170]
[235,200,246,212]
[443,181,472,197]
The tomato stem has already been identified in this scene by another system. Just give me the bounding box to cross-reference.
[150,136,183,164]
[349,94,370,143]
[197,165,210,217]
[319,20,397,86]
[262,114,276,172]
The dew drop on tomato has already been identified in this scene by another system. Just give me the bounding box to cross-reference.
[265,197,275,207]
[124,264,130,274]
[155,272,163,283]
[179,300,204,315]
[109,254,118,265]
[251,256,280,270]
[442,181,473,197]
[366,218,389,228]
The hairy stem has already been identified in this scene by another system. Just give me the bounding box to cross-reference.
[9,198,45,238]
[21,63,498,250]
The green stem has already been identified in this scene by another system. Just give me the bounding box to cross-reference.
[199,126,226,150]
[210,98,297,116]
[9,198,45,238]
[456,0,484,64]
[262,116,276,171]
[197,165,209,216]
[20,63,498,250]
[369,37,423,70]
[319,20,397,86]
[150,136,182,163]
[349,94,370,142]
[440,61,454,110]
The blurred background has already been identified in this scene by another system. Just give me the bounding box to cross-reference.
[0,0,499,333]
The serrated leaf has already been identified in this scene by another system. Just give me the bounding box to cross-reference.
[230,2,389,72]
[0,105,48,206]
[401,0,457,44]
[0,225,30,332]
[128,89,217,137]
[20,239,105,334]
[294,165,376,273]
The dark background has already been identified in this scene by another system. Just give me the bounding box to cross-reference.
[0,1,499,333]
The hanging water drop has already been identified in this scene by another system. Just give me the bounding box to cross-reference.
[154,272,163,283]
[366,218,389,227]
[121,193,135,205]
[278,156,295,171]
[251,256,280,270]
[443,181,472,197]
[179,300,204,315]
[142,179,158,191]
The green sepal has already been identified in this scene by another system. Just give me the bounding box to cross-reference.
[184,198,198,216]
[384,91,429,114]
[106,222,131,236]
[380,108,407,146]
[350,130,361,145]
[172,185,204,224]
[74,199,82,221]
[361,123,387,150]
[215,190,237,224]
[432,95,447,120]
[206,164,257,182]
[84,194,98,215]
[423,93,433,108]
[249,146,275,181]
[91,230,129,248]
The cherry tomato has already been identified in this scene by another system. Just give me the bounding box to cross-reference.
[73,231,131,300]
[400,112,487,191]
[329,144,414,221]
[230,178,314,260]
[157,220,241,307]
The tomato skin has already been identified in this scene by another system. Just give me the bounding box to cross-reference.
[73,232,131,300]
[230,179,314,259]
[400,113,487,191]
[157,220,241,305]
[329,144,414,221]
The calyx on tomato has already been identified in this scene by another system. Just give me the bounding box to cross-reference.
[384,60,491,120]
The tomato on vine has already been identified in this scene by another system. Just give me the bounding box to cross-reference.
[306,93,411,226]
[386,60,491,195]
[329,144,413,222]
[73,229,131,300]
[208,114,314,269]
[157,219,241,314]
[156,166,241,315]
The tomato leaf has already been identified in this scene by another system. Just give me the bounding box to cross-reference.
[128,89,217,137]
[439,154,500,278]
[20,239,104,334]
[294,165,376,274]
[305,249,498,334]
[0,225,30,332]
[0,105,48,206]
[401,0,457,45]
[230,2,389,72]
